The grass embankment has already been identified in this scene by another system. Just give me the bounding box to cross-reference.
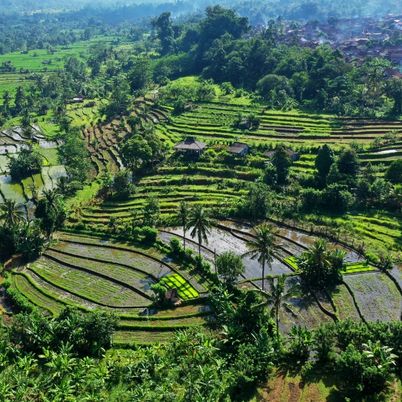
[283,256,377,274]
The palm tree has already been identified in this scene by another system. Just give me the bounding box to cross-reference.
[42,189,60,212]
[265,275,300,338]
[187,204,211,257]
[178,201,189,250]
[297,239,345,290]
[245,223,276,290]
[0,199,24,228]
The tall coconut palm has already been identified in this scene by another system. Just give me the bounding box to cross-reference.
[0,199,24,228]
[178,201,189,250]
[188,204,211,257]
[265,275,300,338]
[245,223,276,290]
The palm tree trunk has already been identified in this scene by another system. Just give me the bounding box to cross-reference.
[183,225,186,250]
[198,232,201,258]
[261,258,266,290]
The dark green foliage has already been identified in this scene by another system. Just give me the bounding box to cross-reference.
[271,145,291,185]
[0,203,45,261]
[102,75,131,119]
[2,277,35,313]
[386,159,402,184]
[8,148,42,181]
[121,126,165,175]
[35,190,66,237]
[336,342,397,397]
[216,251,245,287]
[323,183,354,214]
[233,113,260,130]
[10,307,117,357]
[238,182,271,220]
[300,183,353,214]
[297,239,346,291]
[386,78,402,115]
[315,144,334,181]
[141,226,158,244]
[188,204,212,257]
[153,12,175,55]
[0,292,400,401]
[337,148,360,177]
[262,162,277,186]
[128,58,152,92]
[142,197,160,227]
[111,170,135,200]
[197,6,249,61]
[13,220,46,260]
[58,128,90,182]
[285,326,312,366]
[150,282,169,306]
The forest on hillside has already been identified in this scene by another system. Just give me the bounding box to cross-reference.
[0,2,401,401]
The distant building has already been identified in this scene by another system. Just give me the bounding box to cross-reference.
[264,148,300,161]
[227,142,249,157]
[174,137,207,156]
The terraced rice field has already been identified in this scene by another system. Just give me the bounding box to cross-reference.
[0,126,66,204]
[9,232,210,344]
[80,97,169,177]
[343,273,401,322]
[158,100,402,146]
[331,213,402,256]
[162,219,374,282]
[75,92,401,248]
[273,276,334,332]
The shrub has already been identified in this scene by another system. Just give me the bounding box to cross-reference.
[169,238,183,257]
[142,226,158,245]
[385,159,402,184]
[336,342,397,397]
[284,326,312,366]
[3,276,35,313]
[8,148,42,181]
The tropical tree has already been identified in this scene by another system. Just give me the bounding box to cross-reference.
[245,223,276,290]
[216,251,245,287]
[35,189,66,237]
[271,145,292,185]
[315,144,334,182]
[297,239,345,291]
[265,275,299,338]
[0,199,24,228]
[178,201,189,250]
[188,205,211,257]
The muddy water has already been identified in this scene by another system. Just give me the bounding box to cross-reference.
[220,220,362,263]
[372,149,397,155]
[166,226,292,278]
[390,265,402,289]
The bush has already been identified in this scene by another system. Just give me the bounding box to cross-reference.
[141,226,158,245]
[386,159,402,184]
[3,277,34,313]
[8,149,42,181]
[169,238,183,257]
[336,342,397,397]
